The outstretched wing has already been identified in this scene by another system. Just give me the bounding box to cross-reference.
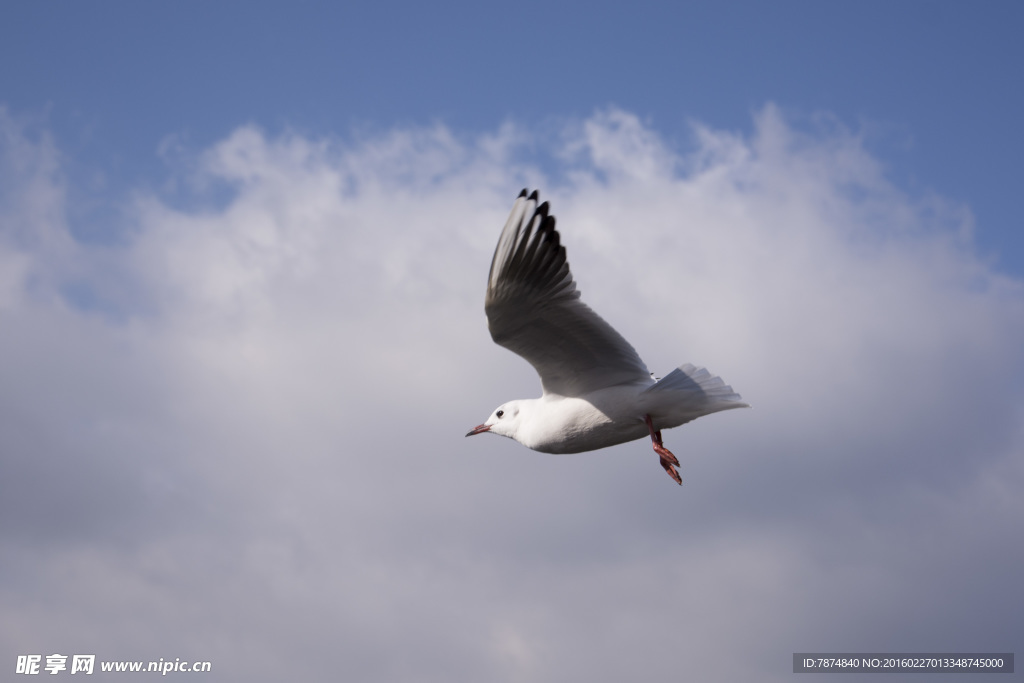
[484,189,651,397]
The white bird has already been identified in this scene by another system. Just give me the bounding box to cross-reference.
[466,189,748,485]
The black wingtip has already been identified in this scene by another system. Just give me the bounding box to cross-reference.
[527,189,539,201]
[518,188,528,198]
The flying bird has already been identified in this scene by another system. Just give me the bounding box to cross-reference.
[466,189,748,485]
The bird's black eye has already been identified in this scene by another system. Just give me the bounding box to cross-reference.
[496,410,504,418]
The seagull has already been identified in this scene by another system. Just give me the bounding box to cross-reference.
[466,189,748,485]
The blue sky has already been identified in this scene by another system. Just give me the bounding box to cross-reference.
[3,1,1023,270]
[2,3,1022,682]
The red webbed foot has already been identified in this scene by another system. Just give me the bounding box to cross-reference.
[645,414,682,486]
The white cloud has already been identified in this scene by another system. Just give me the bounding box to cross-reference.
[1,105,1021,681]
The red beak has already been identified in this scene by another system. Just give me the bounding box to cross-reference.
[465,424,491,437]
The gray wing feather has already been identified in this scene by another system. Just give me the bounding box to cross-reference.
[485,189,651,397]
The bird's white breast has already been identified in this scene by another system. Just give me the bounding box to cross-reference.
[515,387,653,454]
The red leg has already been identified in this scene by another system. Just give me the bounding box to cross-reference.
[644,414,681,485]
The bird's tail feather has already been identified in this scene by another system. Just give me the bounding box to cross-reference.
[642,363,749,413]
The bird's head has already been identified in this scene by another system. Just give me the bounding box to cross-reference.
[465,401,523,440]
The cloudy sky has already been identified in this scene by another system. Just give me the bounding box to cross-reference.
[2,2,1022,681]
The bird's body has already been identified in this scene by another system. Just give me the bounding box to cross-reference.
[467,189,747,484]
